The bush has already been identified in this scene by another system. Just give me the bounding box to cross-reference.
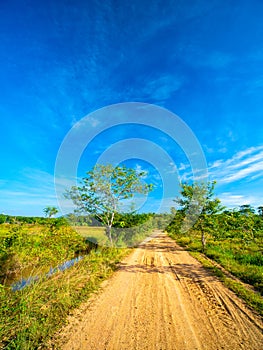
[0,224,88,282]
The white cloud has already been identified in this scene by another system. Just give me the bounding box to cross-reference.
[0,188,58,216]
[71,116,100,130]
[134,164,148,179]
[167,162,178,174]
[178,163,190,171]
[221,161,263,183]
[0,168,67,216]
[218,147,228,154]
[219,192,261,208]
[209,146,263,184]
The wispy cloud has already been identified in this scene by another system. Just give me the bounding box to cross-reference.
[134,164,148,179]
[71,116,101,129]
[179,167,208,183]
[0,168,60,216]
[209,146,263,184]
[219,192,260,208]
[143,74,183,101]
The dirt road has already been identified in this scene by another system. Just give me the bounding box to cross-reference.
[58,231,263,350]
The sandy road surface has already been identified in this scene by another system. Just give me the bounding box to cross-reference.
[58,231,263,350]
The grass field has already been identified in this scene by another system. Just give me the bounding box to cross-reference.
[73,226,109,245]
[0,223,130,349]
[73,223,155,248]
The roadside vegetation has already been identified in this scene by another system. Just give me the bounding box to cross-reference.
[1,163,262,347]
[0,220,86,284]
[166,182,263,315]
[0,221,131,349]
[0,215,159,348]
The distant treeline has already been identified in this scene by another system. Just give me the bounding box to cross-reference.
[0,214,56,225]
[0,212,171,229]
[65,212,171,229]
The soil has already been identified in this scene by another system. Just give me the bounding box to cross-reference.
[54,231,263,350]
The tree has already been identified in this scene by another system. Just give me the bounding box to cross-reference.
[65,164,153,245]
[175,181,223,251]
[257,206,263,217]
[43,206,59,218]
[239,204,255,215]
[0,214,6,224]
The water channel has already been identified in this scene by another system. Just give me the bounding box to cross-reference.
[9,256,84,291]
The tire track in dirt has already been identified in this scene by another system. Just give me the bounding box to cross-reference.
[55,231,263,350]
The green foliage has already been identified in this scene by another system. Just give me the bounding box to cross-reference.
[207,209,263,244]
[43,206,59,218]
[151,213,172,229]
[166,210,185,235]
[0,214,6,224]
[0,224,88,283]
[167,184,263,249]
[239,204,255,215]
[167,192,263,305]
[65,164,153,244]
[113,212,154,228]
[168,181,223,250]
[72,213,162,247]
[0,214,64,225]
[111,215,155,247]
[258,206,263,216]
[65,213,94,226]
[176,181,222,215]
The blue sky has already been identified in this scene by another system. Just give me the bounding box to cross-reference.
[0,0,263,216]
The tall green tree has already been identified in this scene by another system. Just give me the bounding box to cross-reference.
[43,206,59,218]
[65,164,153,245]
[175,181,223,251]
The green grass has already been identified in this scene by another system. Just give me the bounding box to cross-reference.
[73,226,109,246]
[0,246,130,349]
[190,251,263,316]
[0,223,131,348]
[73,224,155,248]
[0,224,88,284]
[205,242,263,295]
